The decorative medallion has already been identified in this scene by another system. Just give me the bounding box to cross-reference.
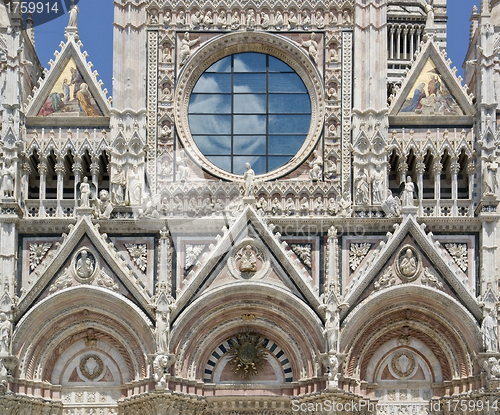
[228,238,270,280]
[228,333,267,379]
[395,245,421,282]
[80,355,104,381]
[390,351,416,378]
[72,248,98,283]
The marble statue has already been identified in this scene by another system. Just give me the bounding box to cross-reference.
[179,32,199,66]
[315,11,325,29]
[425,0,434,28]
[401,176,415,207]
[484,156,498,195]
[381,190,402,218]
[1,158,15,199]
[302,32,319,65]
[76,250,95,279]
[355,169,369,205]
[400,249,417,277]
[243,163,255,197]
[288,11,297,30]
[127,165,142,205]
[260,12,270,29]
[481,308,499,353]
[111,165,126,205]
[372,166,384,204]
[246,9,255,30]
[68,1,79,28]
[324,307,340,353]
[309,150,323,181]
[156,309,171,353]
[177,151,190,182]
[79,177,91,207]
[240,245,257,273]
[95,189,113,219]
[0,313,12,355]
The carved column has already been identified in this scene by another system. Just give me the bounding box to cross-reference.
[432,159,443,216]
[467,161,476,215]
[389,25,395,60]
[409,26,415,59]
[415,157,425,216]
[397,156,408,185]
[158,227,172,286]
[403,26,408,60]
[326,226,339,290]
[72,154,83,212]
[37,156,48,218]
[55,156,65,217]
[449,159,460,216]
[396,26,401,60]
[21,156,31,204]
[91,155,100,195]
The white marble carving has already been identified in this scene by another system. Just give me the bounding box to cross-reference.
[349,243,371,271]
[445,243,468,271]
[291,244,312,268]
[124,243,148,272]
[374,267,396,290]
[185,244,205,269]
[29,243,52,271]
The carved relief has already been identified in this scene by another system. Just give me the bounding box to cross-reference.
[395,246,421,282]
[29,242,52,271]
[96,268,119,291]
[291,244,312,269]
[124,243,148,272]
[390,351,416,378]
[349,243,371,272]
[228,239,269,280]
[80,355,104,381]
[49,267,73,293]
[444,243,468,272]
[72,248,97,283]
[374,267,396,290]
[421,267,443,290]
[185,244,205,269]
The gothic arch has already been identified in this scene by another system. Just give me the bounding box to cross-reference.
[170,283,324,382]
[340,285,481,383]
[13,286,155,383]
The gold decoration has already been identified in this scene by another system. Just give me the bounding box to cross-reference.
[390,351,416,378]
[242,314,256,321]
[228,333,267,378]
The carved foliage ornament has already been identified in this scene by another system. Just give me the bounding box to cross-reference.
[29,242,52,271]
[291,244,312,268]
[349,243,371,271]
[228,333,267,379]
[185,244,206,269]
[444,243,468,272]
[124,243,148,272]
[80,355,104,381]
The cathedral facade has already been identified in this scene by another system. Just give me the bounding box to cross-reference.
[1,0,500,414]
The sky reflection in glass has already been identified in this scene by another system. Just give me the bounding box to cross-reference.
[189,53,311,174]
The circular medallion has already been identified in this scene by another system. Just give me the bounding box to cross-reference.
[80,354,104,381]
[390,351,416,378]
[72,248,98,283]
[228,238,270,280]
[395,245,421,282]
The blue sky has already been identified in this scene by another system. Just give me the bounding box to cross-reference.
[33,0,478,100]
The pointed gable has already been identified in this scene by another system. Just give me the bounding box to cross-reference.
[342,214,482,321]
[389,37,475,126]
[24,31,111,127]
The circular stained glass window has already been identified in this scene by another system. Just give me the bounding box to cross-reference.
[188,52,312,175]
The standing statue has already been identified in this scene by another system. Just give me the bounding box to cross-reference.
[111,164,126,205]
[324,306,340,353]
[401,176,415,207]
[372,166,385,204]
[68,1,79,28]
[355,169,369,205]
[425,0,434,29]
[0,313,12,355]
[301,32,319,65]
[481,308,499,353]
[127,165,142,204]
[156,309,171,353]
[79,177,91,207]
[176,151,190,182]
[243,162,255,197]
[179,32,199,66]
[0,158,15,199]
[309,150,323,181]
[484,156,498,195]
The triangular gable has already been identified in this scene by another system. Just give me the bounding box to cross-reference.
[342,215,482,320]
[172,206,321,320]
[24,34,111,126]
[15,216,153,321]
[389,38,475,125]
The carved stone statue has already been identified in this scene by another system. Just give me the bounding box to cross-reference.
[126,165,142,205]
[0,313,12,355]
[481,308,499,353]
[275,11,284,30]
[302,11,311,28]
[111,164,126,205]
[76,250,95,280]
[68,1,79,28]
[0,158,15,199]
[372,166,384,204]
[94,189,113,219]
[324,306,340,353]
[246,9,256,30]
[381,190,402,218]
[243,162,255,197]
[355,169,369,205]
[315,11,325,29]
[216,10,227,29]
[179,32,199,66]
[400,249,417,277]
[153,354,174,386]
[484,156,498,195]
[260,12,270,29]
[177,151,190,182]
[401,176,415,207]
[156,309,171,353]
[309,150,323,181]
[231,12,240,30]
[288,11,297,30]
[79,177,91,207]
[425,0,434,29]
[240,245,257,273]
[190,11,203,29]
[301,32,319,65]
